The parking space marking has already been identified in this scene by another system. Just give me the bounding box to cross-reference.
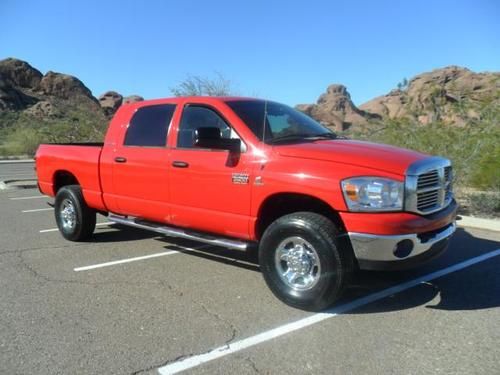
[74,244,210,271]
[0,174,35,178]
[10,195,45,200]
[158,248,500,375]
[22,208,53,213]
[39,222,112,233]
[74,250,180,271]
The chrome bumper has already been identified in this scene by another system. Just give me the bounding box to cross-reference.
[348,222,456,270]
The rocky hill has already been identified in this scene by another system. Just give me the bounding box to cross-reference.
[1,58,498,156]
[297,66,499,131]
[360,66,499,127]
[0,59,98,118]
[0,58,143,155]
[0,57,142,123]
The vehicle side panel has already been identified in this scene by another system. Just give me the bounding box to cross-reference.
[36,145,106,211]
[248,152,405,237]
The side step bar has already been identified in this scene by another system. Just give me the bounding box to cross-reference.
[108,214,249,251]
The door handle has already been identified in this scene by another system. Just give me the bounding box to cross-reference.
[172,161,189,168]
[114,156,127,163]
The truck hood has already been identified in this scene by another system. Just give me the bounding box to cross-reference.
[276,139,428,176]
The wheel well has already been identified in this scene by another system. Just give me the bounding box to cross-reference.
[53,171,79,193]
[255,193,345,240]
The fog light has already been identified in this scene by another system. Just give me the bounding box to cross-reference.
[393,239,414,258]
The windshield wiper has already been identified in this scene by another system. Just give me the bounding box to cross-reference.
[309,132,337,140]
[269,132,337,144]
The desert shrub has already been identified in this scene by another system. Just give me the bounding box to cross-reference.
[462,191,500,218]
[0,106,108,156]
[3,127,46,156]
[170,73,236,97]
[350,107,499,192]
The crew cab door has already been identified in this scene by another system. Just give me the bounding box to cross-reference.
[111,103,176,223]
[168,103,253,239]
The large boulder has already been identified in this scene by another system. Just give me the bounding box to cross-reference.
[38,71,96,101]
[0,77,38,110]
[0,58,42,110]
[123,95,144,104]
[24,100,55,118]
[99,91,123,115]
[0,58,43,88]
[296,84,379,131]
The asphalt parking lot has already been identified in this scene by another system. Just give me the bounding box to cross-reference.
[1,162,499,375]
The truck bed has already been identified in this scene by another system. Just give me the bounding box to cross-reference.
[43,142,104,147]
[35,143,105,210]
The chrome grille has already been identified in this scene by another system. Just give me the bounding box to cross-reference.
[444,166,453,201]
[405,157,453,215]
[417,170,439,189]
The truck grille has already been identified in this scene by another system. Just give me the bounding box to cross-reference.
[405,158,453,215]
[417,189,440,211]
[417,170,439,189]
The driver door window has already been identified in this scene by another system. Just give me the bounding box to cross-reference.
[177,105,239,148]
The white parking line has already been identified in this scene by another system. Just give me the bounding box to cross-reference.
[0,174,35,178]
[74,250,180,271]
[39,222,112,233]
[0,159,34,163]
[158,248,500,375]
[22,208,53,213]
[10,195,45,200]
[74,244,210,271]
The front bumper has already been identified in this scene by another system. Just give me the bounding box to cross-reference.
[348,222,456,270]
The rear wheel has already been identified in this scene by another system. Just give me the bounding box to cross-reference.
[259,212,353,311]
[54,185,96,241]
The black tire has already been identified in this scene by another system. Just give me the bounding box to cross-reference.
[259,212,353,311]
[54,185,96,241]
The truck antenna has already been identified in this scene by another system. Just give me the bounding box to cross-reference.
[262,100,268,143]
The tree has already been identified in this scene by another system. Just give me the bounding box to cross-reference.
[397,77,409,91]
[170,72,235,97]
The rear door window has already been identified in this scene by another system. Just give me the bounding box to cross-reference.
[124,104,176,147]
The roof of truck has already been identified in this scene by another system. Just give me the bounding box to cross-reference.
[123,96,263,109]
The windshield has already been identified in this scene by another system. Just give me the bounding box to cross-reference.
[225,100,336,144]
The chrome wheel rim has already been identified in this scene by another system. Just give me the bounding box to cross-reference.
[60,198,76,230]
[274,236,321,291]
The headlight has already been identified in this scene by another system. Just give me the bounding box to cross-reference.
[341,177,403,212]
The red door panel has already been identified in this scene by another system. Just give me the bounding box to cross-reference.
[168,149,253,239]
[112,147,171,223]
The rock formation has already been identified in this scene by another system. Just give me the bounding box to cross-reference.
[296,84,380,131]
[359,66,499,126]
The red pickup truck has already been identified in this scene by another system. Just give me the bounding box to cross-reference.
[36,96,457,311]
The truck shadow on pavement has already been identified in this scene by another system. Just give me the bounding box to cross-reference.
[344,228,500,313]
[91,225,500,313]
[157,237,261,273]
[90,224,159,243]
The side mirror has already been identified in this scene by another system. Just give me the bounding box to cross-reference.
[194,127,241,152]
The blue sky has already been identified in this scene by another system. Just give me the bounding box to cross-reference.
[1,0,498,106]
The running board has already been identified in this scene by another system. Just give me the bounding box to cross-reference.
[108,214,249,251]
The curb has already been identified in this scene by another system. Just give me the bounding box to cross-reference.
[0,159,34,164]
[458,216,499,232]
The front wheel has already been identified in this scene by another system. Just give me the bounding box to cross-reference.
[54,185,96,241]
[259,212,353,311]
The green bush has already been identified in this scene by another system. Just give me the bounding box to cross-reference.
[463,192,500,218]
[0,105,108,156]
[3,128,46,157]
